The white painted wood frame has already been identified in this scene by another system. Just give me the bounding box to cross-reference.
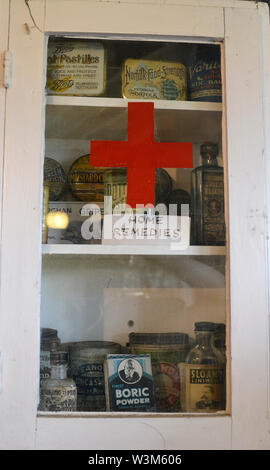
[0,0,269,450]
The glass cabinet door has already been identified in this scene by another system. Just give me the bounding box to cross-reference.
[39,36,228,415]
[3,0,269,451]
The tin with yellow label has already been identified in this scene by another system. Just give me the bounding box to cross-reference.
[122,59,187,101]
[67,154,105,202]
[46,39,106,96]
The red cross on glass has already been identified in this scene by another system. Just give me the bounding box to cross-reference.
[90,102,193,208]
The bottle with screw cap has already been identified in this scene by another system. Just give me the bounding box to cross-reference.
[179,322,225,412]
[40,351,77,412]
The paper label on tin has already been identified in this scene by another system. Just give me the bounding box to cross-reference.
[74,362,105,398]
[180,363,224,412]
[47,40,105,96]
[188,58,222,102]
[151,362,181,411]
[122,59,187,101]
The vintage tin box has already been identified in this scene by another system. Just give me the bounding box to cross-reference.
[47,39,106,96]
[122,59,187,101]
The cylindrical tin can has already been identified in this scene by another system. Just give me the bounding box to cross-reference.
[44,157,66,201]
[67,154,105,202]
[104,168,172,213]
[104,168,127,213]
[42,184,49,244]
[188,46,222,102]
[64,341,121,411]
[129,332,190,412]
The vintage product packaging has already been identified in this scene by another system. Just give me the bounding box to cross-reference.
[188,46,222,102]
[44,157,66,201]
[179,363,224,412]
[47,201,104,244]
[64,341,121,411]
[105,354,156,412]
[202,171,225,245]
[122,59,187,101]
[40,328,61,385]
[46,39,106,96]
[104,168,173,214]
[67,154,105,203]
[129,332,189,412]
[104,168,127,213]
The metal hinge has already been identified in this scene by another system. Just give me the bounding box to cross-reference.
[3,51,12,89]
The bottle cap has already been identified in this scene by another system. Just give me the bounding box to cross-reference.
[194,322,217,332]
[200,143,219,159]
[50,351,68,365]
[41,328,58,339]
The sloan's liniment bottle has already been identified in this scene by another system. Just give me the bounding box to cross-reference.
[40,351,77,412]
[191,143,225,246]
[179,322,225,412]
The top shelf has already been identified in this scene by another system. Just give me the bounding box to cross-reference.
[45,97,222,142]
[46,96,222,112]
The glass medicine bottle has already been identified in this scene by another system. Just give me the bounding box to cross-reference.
[40,351,77,412]
[40,328,61,385]
[191,143,225,246]
[179,322,225,412]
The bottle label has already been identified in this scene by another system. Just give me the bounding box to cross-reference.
[203,172,225,244]
[40,350,51,383]
[179,364,224,412]
[40,385,77,412]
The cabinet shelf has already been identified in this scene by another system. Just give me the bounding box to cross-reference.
[45,98,222,142]
[46,95,222,112]
[42,244,226,256]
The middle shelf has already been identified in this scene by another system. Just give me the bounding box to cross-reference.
[42,244,226,256]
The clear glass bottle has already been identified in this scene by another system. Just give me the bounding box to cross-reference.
[214,323,226,358]
[40,328,61,385]
[214,322,226,409]
[180,322,225,412]
[40,351,77,412]
[191,143,225,246]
